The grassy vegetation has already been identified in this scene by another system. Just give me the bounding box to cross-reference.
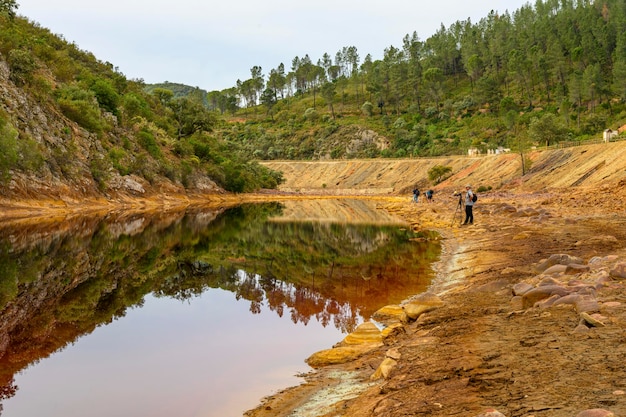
[204,0,626,161]
[3,0,626,195]
[0,13,282,193]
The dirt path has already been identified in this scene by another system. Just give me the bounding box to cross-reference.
[245,188,626,417]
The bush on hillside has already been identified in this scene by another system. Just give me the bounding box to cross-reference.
[56,85,104,133]
[0,116,18,182]
[7,49,36,86]
[428,165,453,184]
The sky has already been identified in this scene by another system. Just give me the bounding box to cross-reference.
[17,0,530,92]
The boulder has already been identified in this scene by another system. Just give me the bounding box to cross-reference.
[589,255,619,265]
[372,304,408,327]
[522,285,570,308]
[609,262,626,280]
[306,344,382,368]
[535,254,584,272]
[552,294,582,307]
[381,323,405,344]
[573,323,590,334]
[575,296,600,313]
[535,294,561,309]
[512,282,533,296]
[538,276,561,286]
[576,236,619,247]
[370,357,398,380]
[580,312,606,327]
[403,293,444,320]
[341,321,383,346]
[510,296,524,311]
[565,264,591,275]
[543,264,568,275]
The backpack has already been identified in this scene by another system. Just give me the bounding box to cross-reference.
[472,193,478,203]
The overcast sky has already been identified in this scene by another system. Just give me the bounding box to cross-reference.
[17,1,530,92]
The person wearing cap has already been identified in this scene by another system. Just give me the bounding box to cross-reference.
[463,185,474,225]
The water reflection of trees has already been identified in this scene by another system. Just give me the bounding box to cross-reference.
[0,202,440,408]
[158,220,440,335]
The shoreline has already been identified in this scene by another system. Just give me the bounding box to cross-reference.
[245,190,626,417]
[2,189,626,416]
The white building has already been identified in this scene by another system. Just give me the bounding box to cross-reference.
[604,129,618,142]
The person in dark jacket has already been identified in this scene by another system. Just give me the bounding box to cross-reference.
[463,185,474,225]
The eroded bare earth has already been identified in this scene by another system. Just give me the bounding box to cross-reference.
[245,186,626,417]
[3,142,626,417]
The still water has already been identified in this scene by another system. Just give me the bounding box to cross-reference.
[0,199,440,417]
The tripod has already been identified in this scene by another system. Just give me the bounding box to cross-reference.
[449,194,463,227]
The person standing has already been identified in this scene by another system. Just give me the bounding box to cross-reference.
[426,189,434,202]
[412,187,420,203]
[463,185,474,225]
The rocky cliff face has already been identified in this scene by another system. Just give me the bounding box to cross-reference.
[0,58,98,196]
[0,55,219,208]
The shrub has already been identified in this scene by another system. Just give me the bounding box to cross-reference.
[17,136,44,171]
[7,49,36,86]
[180,160,195,188]
[0,117,18,182]
[136,130,162,159]
[428,165,453,184]
[55,85,104,132]
[90,79,120,115]
[108,147,130,175]
[304,108,319,122]
[90,157,110,190]
[122,93,151,121]
[361,101,373,117]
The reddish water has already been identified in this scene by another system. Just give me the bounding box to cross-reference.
[0,200,438,416]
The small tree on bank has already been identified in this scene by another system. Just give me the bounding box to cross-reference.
[428,165,452,184]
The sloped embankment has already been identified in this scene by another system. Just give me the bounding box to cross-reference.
[249,141,626,417]
[261,141,626,195]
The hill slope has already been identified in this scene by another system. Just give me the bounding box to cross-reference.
[262,141,626,196]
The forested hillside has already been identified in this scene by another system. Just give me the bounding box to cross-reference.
[206,0,626,160]
[2,0,626,205]
[0,2,282,203]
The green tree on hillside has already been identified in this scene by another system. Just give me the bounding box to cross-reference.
[260,88,277,120]
[528,113,568,147]
[152,88,174,106]
[0,0,18,19]
[207,88,238,114]
[169,97,215,138]
[402,31,424,111]
[91,79,120,116]
[428,165,452,184]
[267,64,286,100]
[321,82,336,119]
[423,67,444,110]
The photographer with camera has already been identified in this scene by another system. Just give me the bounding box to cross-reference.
[462,185,475,225]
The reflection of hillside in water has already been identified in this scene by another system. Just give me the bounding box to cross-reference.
[268,199,408,225]
[0,200,439,409]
